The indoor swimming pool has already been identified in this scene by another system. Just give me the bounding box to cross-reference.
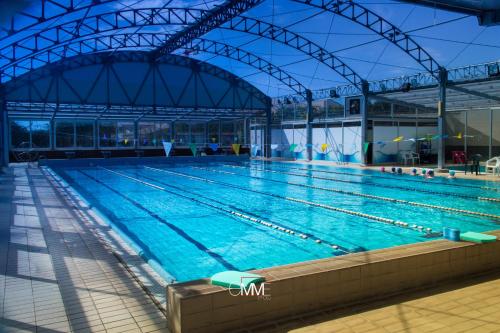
[50,161,500,283]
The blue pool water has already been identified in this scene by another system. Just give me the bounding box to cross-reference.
[51,160,500,283]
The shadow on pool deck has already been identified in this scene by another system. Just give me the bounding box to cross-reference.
[244,268,500,333]
[0,165,169,333]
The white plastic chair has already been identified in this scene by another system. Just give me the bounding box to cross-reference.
[485,157,500,174]
[409,152,420,165]
[400,151,410,165]
[400,151,420,165]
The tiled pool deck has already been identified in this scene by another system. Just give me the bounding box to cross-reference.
[0,165,168,333]
[249,270,500,333]
[2,162,500,333]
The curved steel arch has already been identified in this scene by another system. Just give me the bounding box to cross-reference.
[0,7,207,68]
[1,5,364,91]
[153,0,265,57]
[291,0,443,78]
[3,51,271,110]
[1,32,308,96]
[0,0,117,40]
[1,33,171,82]
[221,15,364,89]
[181,39,308,95]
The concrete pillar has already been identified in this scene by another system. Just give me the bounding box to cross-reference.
[1,96,8,167]
[170,121,175,143]
[489,108,493,159]
[134,120,138,149]
[94,119,99,149]
[265,101,272,158]
[464,111,468,156]
[360,81,369,166]
[218,119,222,146]
[306,90,313,161]
[204,121,209,146]
[243,117,248,145]
[437,68,447,170]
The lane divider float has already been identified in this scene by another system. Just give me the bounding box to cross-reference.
[144,166,436,235]
[251,161,500,193]
[99,167,351,253]
[223,164,500,203]
[193,166,500,221]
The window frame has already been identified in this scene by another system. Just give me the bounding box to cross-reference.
[9,119,52,151]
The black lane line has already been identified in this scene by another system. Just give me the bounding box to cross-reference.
[100,167,330,269]
[78,169,239,271]
[126,167,354,254]
[144,166,443,236]
[105,165,349,253]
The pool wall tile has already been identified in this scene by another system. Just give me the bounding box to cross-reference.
[166,234,500,333]
[39,155,250,168]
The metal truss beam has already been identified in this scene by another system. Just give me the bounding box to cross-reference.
[152,0,264,58]
[1,4,363,91]
[279,60,500,102]
[182,38,308,95]
[0,6,310,95]
[3,51,270,109]
[0,7,207,70]
[1,33,171,81]
[352,60,500,96]
[1,32,307,96]
[7,104,258,121]
[222,15,364,89]
[291,0,442,78]
[0,0,117,40]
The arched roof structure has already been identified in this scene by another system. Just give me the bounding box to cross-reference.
[3,51,270,121]
[0,0,499,104]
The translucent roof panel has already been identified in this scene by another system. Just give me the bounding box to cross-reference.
[1,0,499,97]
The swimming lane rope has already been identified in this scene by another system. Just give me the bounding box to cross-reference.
[143,166,437,235]
[192,166,500,221]
[223,164,500,203]
[98,167,351,253]
[252,162,500,192]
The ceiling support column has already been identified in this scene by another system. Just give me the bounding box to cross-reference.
[360,81,369,166]
[265,100,272,159]
[0,91,8,168]
[437,68,448,170]
[306,90,313,161]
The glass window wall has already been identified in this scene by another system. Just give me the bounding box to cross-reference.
[10,120,50,149]
[55,121,74,148]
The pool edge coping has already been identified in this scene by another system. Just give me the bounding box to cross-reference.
[166,231,500,332]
